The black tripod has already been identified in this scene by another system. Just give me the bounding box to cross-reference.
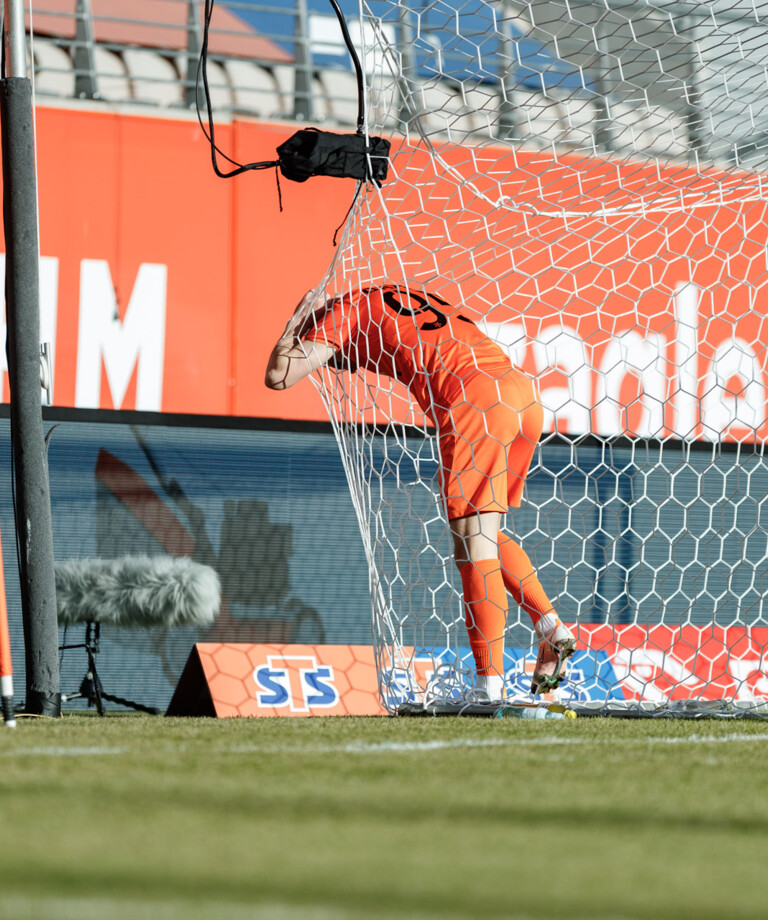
[60,622,159,715]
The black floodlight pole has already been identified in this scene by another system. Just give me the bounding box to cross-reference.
[1,0,60,716]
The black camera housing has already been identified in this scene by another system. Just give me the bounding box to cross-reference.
[276,129,391,185]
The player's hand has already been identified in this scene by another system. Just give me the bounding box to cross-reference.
[285,290,327,340]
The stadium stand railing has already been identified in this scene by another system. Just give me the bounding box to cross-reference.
[23,0,737,164]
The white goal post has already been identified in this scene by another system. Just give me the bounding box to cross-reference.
[309,0,768,715]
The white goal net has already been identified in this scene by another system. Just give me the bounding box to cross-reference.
[309,0,768,715]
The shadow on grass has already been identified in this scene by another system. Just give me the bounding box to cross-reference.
[53,774,768,838]
[0,862,759,920]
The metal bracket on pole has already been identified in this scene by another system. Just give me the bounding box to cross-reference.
[2,0,25,78]
[73,0,97,99]
[497,0,519,141]
[293,0,314,121]
[186,0,205,110]
[40,343,52,406]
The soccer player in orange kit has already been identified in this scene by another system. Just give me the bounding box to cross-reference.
[265,284,576,700]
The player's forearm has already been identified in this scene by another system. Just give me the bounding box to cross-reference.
[265,335,300,389]
[265,336,337,390]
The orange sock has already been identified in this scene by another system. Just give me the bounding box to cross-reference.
[459,558,507,677]
[497,532,555,627]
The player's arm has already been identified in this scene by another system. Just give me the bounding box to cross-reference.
[326,350,358,373]
[265,291,338,390]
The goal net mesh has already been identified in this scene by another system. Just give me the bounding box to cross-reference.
[307,0,768,715]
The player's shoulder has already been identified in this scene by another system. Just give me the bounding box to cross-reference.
[355,282,441,304]
[347,283,395,313]
[348,282,452,317]
[353,283,397,298]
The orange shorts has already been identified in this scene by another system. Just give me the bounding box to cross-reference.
[437,369,543,520]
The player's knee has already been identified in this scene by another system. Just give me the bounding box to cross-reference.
[451,532,470,567]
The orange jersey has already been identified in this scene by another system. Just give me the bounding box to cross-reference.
[303,284,514,421]
[304,283,542,517]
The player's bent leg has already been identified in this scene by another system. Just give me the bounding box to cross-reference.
[450,510,501,567]
[497,531,555,627]
[497,533,576,693]
[495,394,576,693]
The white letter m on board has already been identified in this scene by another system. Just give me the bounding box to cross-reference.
[75,260,167,411]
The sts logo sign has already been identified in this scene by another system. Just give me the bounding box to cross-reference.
[252,655,340,713]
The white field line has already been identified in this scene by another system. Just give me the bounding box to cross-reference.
[0,895,450,920]
[0,895,632,920]
[0,745,130,757]
[2,732,768,759]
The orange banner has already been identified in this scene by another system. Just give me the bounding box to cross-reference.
[166,632,768,717]
[168,643,384,717]
[5,107,351,420]
[3,105,765,441]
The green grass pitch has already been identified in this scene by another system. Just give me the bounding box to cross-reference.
[0,714,767,920]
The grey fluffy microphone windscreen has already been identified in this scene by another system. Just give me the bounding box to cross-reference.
[55,556,221,629]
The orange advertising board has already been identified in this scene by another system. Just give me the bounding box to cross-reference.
[165,630,768,717]
[3,104,766,441]
[167,643,385,717]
